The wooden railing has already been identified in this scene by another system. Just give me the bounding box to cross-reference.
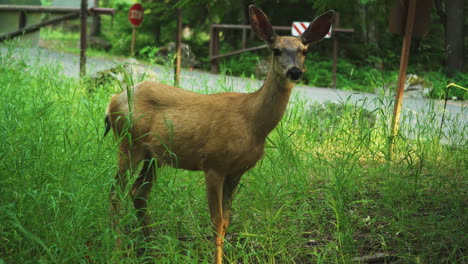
[0,3,115,77]
[209,24,289,73]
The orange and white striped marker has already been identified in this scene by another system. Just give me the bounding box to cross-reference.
[292,22,332,38]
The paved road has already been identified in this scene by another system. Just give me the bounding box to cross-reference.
[4,47,467,144]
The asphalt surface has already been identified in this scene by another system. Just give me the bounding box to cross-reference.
[4,46,467,144]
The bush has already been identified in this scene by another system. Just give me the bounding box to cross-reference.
[428,71,467,100]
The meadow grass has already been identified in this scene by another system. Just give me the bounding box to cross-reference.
[0,48,466,264]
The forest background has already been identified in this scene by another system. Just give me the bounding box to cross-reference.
[36,0,467,99]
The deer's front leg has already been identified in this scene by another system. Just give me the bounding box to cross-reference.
[221,174,241,238]
[205,169,226,264]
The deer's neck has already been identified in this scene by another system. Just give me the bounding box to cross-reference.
[250,64,294,139]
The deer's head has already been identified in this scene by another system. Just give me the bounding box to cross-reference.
[249,5,335,82]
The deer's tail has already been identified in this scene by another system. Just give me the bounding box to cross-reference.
[104,115,111,137]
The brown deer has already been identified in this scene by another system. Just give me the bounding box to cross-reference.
[106,5,334,263]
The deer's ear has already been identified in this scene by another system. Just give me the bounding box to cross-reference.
[249,5,277,44]
[301,10,335,45]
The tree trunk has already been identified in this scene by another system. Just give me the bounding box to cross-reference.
[446,0,465,76]
[152,0,164,45]
[153,24,161,45]
[367,4,378,45]
[359,4,368,43]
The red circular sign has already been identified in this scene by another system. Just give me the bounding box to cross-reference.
[128,3,144,27]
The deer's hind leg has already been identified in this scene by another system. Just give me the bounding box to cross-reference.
[110,144,146,251]
[131,156,157,239]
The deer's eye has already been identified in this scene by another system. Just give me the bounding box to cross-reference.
[302,49,308,56]
[272,48,282,56]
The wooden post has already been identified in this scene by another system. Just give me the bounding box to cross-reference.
[19,11,26,29]
[131,26,136,57]
[332,12,340,89]
[174,8,182,86]
[210,26,220,73]
[209,26,214,72]
[241,28,247,49]
[389,0,417,159]
[80,0,87,77]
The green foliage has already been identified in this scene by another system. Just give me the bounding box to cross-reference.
[221,52,263,77]
[1,46,466,263]
[0,50,114,263]
[418,71,467,100]
[139,45,160,58]
[36,0,466,99]
[303,53,332,87]
[39,27,112,57]
[449,73,468,99]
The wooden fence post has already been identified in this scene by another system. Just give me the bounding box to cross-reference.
[174,8,182,86]
[80,0,87,77]
[19,11,27,29]
[210,26,219,73]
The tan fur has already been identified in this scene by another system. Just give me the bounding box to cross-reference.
[107,5,334,263]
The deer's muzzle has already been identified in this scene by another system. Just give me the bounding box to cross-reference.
[286,67,303,81]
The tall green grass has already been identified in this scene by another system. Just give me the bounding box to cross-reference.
[0,48,466,263]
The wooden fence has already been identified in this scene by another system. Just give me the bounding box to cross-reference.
[209,13,354,89]
[0,2,114,76]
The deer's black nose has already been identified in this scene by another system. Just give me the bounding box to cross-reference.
[286,67,303,81]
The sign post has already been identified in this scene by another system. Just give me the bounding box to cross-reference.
[128,3,144,57]
[388,0,432,160]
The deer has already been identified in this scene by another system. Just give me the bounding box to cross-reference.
[105,5,334,263]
